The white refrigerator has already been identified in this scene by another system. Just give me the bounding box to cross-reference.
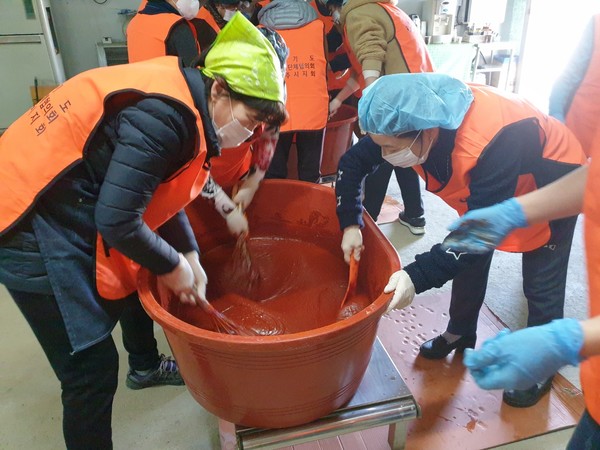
[0,0,66,131]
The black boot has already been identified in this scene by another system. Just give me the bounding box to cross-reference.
[502,376,554,408]
[419,334,477,359]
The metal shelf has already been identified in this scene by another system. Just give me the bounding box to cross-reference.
[471,42,516,91]
[96,42,128,67]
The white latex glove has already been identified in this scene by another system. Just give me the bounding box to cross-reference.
[226,206,249,236]
[341,226,363,264]
[233,169,264,211]
[183,251,207,303]
[329,97,342,118]
[383,270,415,312]
[158,253,197,305]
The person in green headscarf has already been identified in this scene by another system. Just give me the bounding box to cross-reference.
[190,16,289,235]
[0,12,286,449]
[336,72,585,410]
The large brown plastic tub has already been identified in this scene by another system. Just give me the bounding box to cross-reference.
[138,180,400,428]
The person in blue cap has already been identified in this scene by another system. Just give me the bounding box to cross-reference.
[335,72,586,408]
[0,13,286,449]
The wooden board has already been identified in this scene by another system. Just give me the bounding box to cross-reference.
[378,292,584,450]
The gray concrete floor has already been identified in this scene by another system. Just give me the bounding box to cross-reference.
[0,180,585,449]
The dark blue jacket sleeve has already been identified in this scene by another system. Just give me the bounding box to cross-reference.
[95,97,196,275]
[166,21,200,66]
[404,120,541,293]
[335,135,383,230]
[157,210,199,255]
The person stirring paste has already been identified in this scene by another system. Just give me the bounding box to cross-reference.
[0,13,286,450]
[440,19,600,445]
[336,72,585,408]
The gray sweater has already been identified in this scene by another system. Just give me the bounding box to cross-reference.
[258,0,318,30]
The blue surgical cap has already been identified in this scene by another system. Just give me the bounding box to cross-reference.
[358,73,474,135]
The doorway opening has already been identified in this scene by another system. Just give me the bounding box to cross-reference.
[517,0,599,111]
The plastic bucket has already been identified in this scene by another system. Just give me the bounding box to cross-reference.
[138,180,400,428]
[320,104,358,176]
[286,105,358,180]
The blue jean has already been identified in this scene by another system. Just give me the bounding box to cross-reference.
[567,409,600,450]
[447,215,578,336]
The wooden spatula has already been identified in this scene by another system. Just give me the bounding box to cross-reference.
[340,251,359,309]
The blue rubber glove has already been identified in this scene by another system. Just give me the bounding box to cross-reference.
[441,198,528,254]
[463,318,584,390]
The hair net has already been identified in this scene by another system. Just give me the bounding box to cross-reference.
[358,73,474,135]
[202,12,285,103]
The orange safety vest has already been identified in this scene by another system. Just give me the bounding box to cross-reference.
[580,133,600,423]
[327,66,353,92]
[210,142,252,188]
[343,2,433,91]
[279,20,329,132]
[307,1,350,92]
[127,12,188,62]
[309,0,335,35]
[0,57,209,300]
[210,127,264,187]
[191,7,222,53]
[565,14,600,158]
[327,41,354,92]
[415,84,586,253]
[195,6,221,34]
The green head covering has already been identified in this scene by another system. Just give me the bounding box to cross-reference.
[202,12,285,103]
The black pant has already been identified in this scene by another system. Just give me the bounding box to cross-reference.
[9,289,118,449]
[266,129,325,183]
[119,293,159,371]
[8,290,159,449]
[363,162,424,220]
[567,409,600,449]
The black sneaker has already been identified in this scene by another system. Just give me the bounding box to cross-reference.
[398,212,426,235]
[126,354,185,390]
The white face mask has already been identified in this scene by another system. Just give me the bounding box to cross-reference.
[222,8,236,21]
[212,96,254,149]
[175,0,200,20]
[332,10,341,25]
[382,130,431,167]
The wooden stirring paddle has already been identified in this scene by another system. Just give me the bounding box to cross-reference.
[340,251,360,309]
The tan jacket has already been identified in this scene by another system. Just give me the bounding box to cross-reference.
[341,0,412,75]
